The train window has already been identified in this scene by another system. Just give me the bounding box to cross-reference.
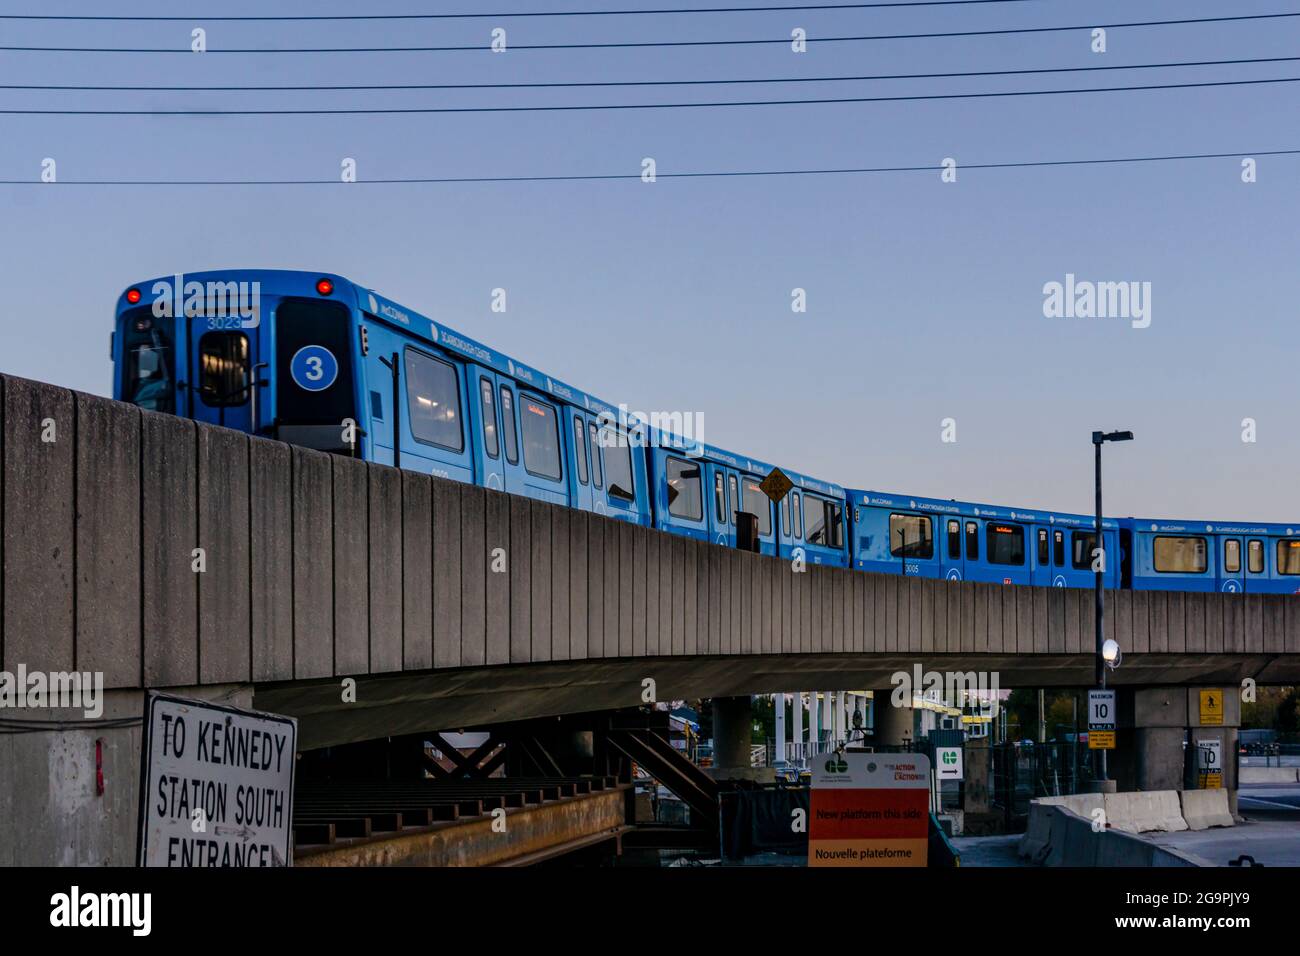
[520,397,562,481]
[987,523,1025,566]
[949,520,962,560]
[1072,532,1097,571]
[889,514,933,559]
[729,476,738,524]
[781,494,791,536]
[1036,529,1048,566]
[479,378,499,459]
[601,427,635,501]
[1153,536,1207,573]
[966,522,979,561]
[573,418,588,485]
[742,479,772,536]
[197,332,250,407]
[121,310,176,414]
[666,457,703,521]
[793,492,803,539]
[1224,539,1241,574]
[1277,539,1300,575]
[1053,530,1065,567]
[500,387,519,464]
[715,473,727,524]
[805,496,828,546]
[1248,539,1264,573]
[828,502,844,549]
[588,422,603,488]
[404,350,464,452]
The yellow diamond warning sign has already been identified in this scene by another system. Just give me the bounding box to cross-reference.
[758,467,794,504]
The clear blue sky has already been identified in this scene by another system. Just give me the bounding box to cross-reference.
[2,1,1297,522]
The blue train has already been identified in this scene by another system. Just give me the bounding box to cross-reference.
[112,269,1300,595]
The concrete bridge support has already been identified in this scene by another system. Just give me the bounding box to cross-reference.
[1111,686,1241,815]
[873,687,916,747]
[1,684,253,866]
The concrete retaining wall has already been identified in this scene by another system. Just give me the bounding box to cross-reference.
[2,370,1299,705]
[1240,766,1300,784]
[1028,803,1205,868]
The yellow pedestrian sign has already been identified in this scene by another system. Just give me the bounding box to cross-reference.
[1199,689,1223,726]
[759,467,794,504]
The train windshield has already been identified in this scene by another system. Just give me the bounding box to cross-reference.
[121,310,175,414]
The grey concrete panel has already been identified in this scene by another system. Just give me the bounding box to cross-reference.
[507,491,529,663]
[331,456,369,676]
[618,521,633,658]
[400,470,434,671]
[74,392,141,686]
[1263,595,1285,654]
[566,506,588,661]
[482,487,510,666]
[290,447,333,679]
[986,585,1003,655]
[141,411,198,685]
[1148,591,1168,654]
[1131,589,1151,654]
[585,514,604,659]
[197,426,251,684]
[686,539,700,657]
[249,438,293,681]
[458,483,487,668]
[550,503,571,661]
[631,519,646,657]
[1166,591,1186,654]
[5,378,75,674]
[602,516,619,658]
[432,479,462,668]
[367,464,404,673]
[529,499,552,663]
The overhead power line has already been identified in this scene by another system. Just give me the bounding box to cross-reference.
[3,75,1298,114]
[2,12,1296,53]
[0,1,1056,21]
[6,55,1298,91]
[3,149,1295,185]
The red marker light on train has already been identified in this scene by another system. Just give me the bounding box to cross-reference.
[316,278,334,296]
[125,288,141,304]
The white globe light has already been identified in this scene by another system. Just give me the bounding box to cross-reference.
[1102,639,1122,668]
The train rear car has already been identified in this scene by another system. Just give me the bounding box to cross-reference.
[1125,518,1300,593]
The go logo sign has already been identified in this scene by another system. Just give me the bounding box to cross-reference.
[290,345,339,392]
[942,750,959,766]
[824,756,848,773]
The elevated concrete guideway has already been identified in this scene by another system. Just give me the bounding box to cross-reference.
[2,370,1300,750]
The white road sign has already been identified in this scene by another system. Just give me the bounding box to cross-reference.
[1088,690,1116,731]
[936,746,964,780]
[137,692,297,867]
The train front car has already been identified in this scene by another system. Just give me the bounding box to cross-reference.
[1125,518,1300,594]
[113,270,361,455]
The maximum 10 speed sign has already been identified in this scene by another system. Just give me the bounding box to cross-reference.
[1088,689,1116,750]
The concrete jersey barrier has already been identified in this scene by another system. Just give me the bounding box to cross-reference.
[1179,789,1235,830]
[1104,790,1188,834]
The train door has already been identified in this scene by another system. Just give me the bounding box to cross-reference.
[1219,536,1245,593]
[943,517,966,582]
[492,379,532,496]
[1030,525,1052,586]
[189,312,264,433]
[565,406,595,512]
[706,463,733,547]
[738,473,777,556]
[1245,537,1267,592]
[467,366,508,492]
